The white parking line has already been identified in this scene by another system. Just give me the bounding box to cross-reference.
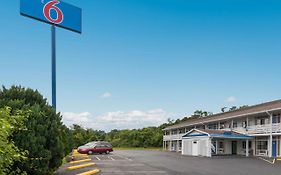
[109,156,115,161]
[101,170,167,174]
[95,156,101,161]
[117,155,133,161]
[258,157,275,164]
[96,163,144,166]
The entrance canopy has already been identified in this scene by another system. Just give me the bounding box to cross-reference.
[182,129,254,140]
[182,129,254,157]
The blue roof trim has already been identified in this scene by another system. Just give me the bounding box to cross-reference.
[210,134,254,139]
[182,133,209,138]
[182,129,254,139]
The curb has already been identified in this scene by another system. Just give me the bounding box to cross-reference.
[67,163,96,170]
[70,159,92,164]
[76,169,100,175]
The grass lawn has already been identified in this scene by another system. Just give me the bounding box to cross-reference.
[113,147,162,151]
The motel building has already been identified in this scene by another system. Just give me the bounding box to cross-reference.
[163,99,281,158]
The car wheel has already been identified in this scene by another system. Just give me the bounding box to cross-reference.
[88,151,93,155]
[106,150,110,154]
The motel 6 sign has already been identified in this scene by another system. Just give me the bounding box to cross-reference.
[20,0,82,33]
[20,0,82,110]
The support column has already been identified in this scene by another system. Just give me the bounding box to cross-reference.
[169,141,172,151]
[246,139,249,157]
[269,113,273,157]
[279,136,281,156]
[246,117,249,133]
[216,140,218,155]
[218,122,220,130]
[177,140,179,152]
[231,120,234,130]
[252,138,256,156]
[163,141,165,150]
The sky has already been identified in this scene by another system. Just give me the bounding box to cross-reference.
[1,0,281,131]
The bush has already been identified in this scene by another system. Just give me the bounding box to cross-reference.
[0,86,67,175]
[0,107,27,175]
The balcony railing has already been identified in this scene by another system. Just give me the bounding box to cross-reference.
[247,123,281,134]
[163,133,185,141]
[221,123,281,135]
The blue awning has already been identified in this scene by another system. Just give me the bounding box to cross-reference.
[182,129,254,139]
[209,133,253,139]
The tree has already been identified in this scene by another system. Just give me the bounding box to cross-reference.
[221,107,227,113]
[191,110,212,118]
[239,105,249,109]
[0,86,66,175]
[0,107,27,175]
[229,106,237,111]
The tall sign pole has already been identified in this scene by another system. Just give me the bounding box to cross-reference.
[20,0,82,110]
[51,25,56,109]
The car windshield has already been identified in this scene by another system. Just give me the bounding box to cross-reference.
[85,142,95,146]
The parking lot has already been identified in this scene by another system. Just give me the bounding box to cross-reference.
[56,150,281,175]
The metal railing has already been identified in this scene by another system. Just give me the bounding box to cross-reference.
[247,123,281,134]
[163,133,185,141]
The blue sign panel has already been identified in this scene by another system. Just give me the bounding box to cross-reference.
[20,0,82,33]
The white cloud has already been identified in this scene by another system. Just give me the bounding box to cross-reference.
[62,109,169,131]
[62,112,91,126]
[100,92,112,99]
[226,96,236,103]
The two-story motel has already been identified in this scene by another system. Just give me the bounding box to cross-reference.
[163,99,281,157]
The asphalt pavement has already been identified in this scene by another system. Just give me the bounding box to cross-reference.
[55,150,281,175]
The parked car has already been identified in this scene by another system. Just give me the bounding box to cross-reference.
[77,141,113,154]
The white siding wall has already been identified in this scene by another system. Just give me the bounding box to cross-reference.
[182,137,211,157]
[182,139,192,155]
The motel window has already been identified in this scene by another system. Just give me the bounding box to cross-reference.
[220,122,225,129]
[179,128,184,134]
[172,130,177,135]
[256,117,268,125]
[208,123,218,130]
[233,122,238,128]
[261,119,266,125]
[242,141,252,149]
[273,115,280,124]
[257,141,268,150]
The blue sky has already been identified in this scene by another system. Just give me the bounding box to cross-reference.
[1,0,281,131]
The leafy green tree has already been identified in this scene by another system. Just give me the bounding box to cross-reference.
[192,110,212,118]
[221,107,227,112]
[0,86,66,175]
[229,106,237,111]
[0,107,27,175]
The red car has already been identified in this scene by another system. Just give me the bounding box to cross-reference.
[78,142,113,154]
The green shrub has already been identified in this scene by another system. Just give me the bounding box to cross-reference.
[0,107,27,175]
[0,86,67,175]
